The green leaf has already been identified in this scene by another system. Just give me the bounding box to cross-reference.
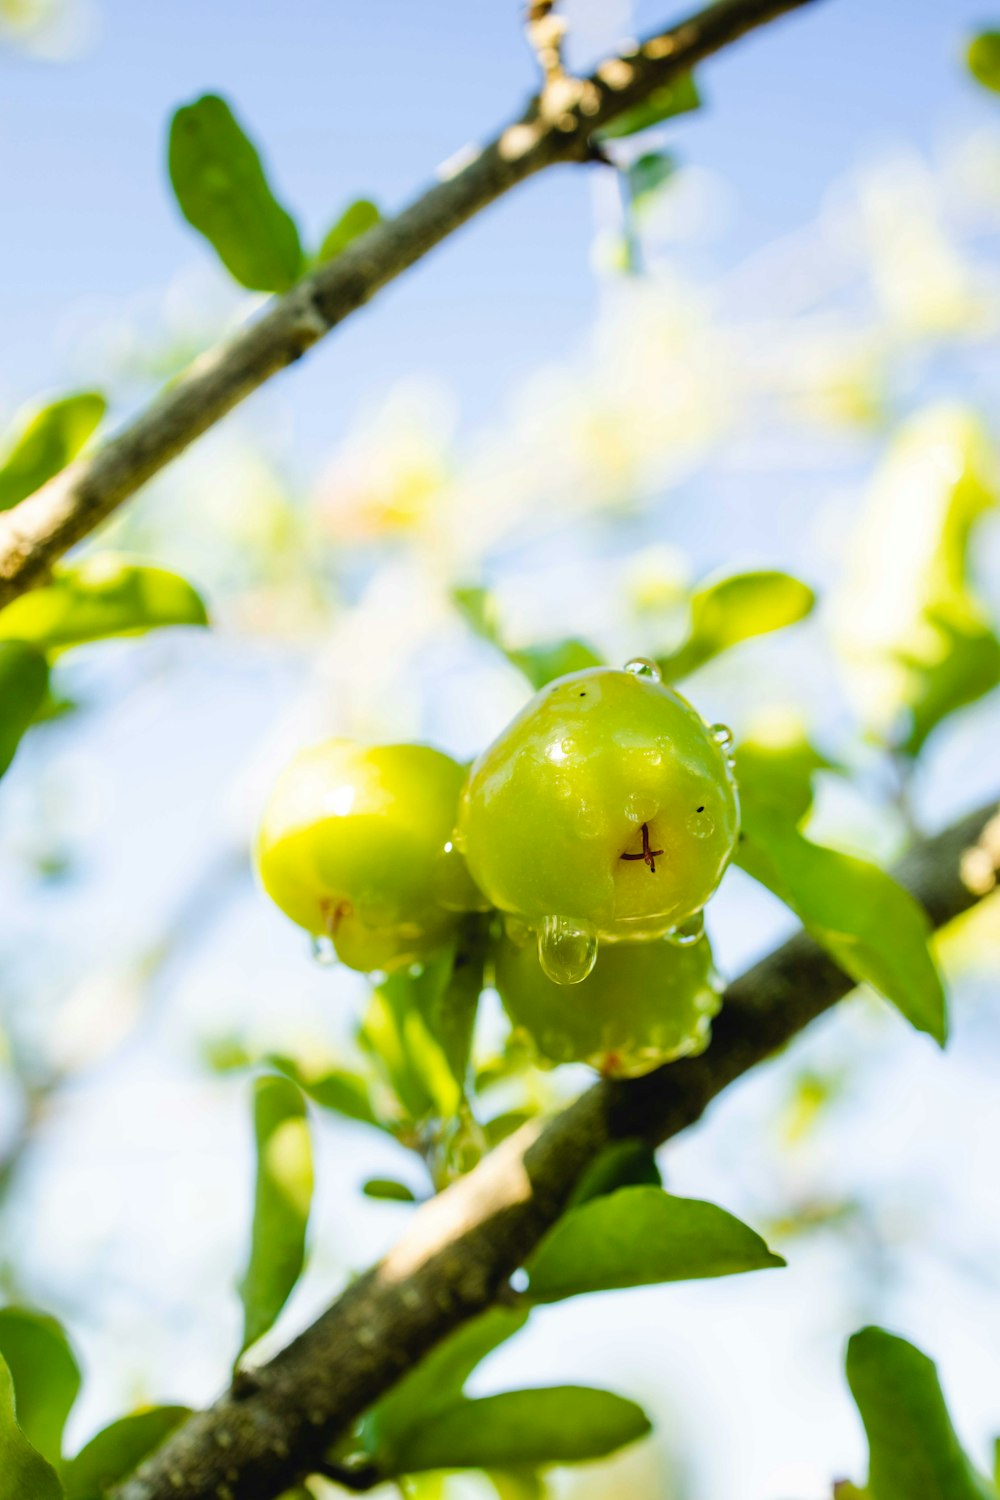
[0,1351,63,1500]
[599,74,701,139]
[0,1310,80,1467]
[567,1141,662,1209]
[366,1307,528,1466]
[168,94,304,293]
[317,199,380,262]
[833,407,1000,755]
[846,1327,994,1500]
[451,586,603,690]
[0,393,105,512]
[506,640,604,692]
[237,1075,313,1356]
[525,1186,784,1304]
[362,1178,417,1203]
[388,1387,651,1474]
[61,1407,190,1499]
[487,1472,545,1500]
[0,556,208,653]
[736,795,947,1043]
[732,716,834,826]
[277,1060,384,1130]
[483,1110,535,1148]
[0,642,49,779]
[361,960,470,1123]
[626,152,676,211]
[408,927,488,1095]
[968,32,1000,95]
[659,570,815,681]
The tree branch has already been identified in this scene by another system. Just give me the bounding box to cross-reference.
[0,0,823,608]
[113,799,998,1500]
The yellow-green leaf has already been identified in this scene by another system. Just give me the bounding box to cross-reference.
[237,1076,313,1356]
[168,94,303,293]
[0,393,105,512]
[0,556,208,653]
[833,407,1000,755]
[659,571,815,681]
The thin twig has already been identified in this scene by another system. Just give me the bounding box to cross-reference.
[0,0,823,608]
[112,799,997,1500]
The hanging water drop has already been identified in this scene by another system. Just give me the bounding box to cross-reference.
[710,723,734,752]
[624,657,662,683]
[666,911,705,948]
[538,915,599,985]
[310,933,338,967]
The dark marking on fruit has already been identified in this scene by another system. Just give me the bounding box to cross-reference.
[620,821,664,874]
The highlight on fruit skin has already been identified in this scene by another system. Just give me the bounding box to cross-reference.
[457,665,740,958]
[493,922,723,1078]
[256,739,481,974]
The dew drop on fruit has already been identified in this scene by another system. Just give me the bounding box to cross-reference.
[710,724,734,752]
[538,916,599,985]
[624,657,662,683]
[686,807,715,838]
[666,912,705,947]
[310,934,338,967]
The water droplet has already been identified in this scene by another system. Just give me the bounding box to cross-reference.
[624,657,662,683]
[686,807,715,838]
[710,723,734,752]
[538,915,598,985]
[310,934,338,967]
[625,792,658,824]
[666,912,705,948]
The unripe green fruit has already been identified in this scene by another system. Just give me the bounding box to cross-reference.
[256,740,478,973]
[457,665,738,977]
[493,925,722,1077]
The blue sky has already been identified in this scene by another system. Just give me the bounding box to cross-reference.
[0,0,992,453]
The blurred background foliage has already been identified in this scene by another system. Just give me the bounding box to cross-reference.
[1,2,1000,1498]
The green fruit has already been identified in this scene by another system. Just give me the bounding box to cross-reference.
[458,665,738,971]
[493,925,722,1077]
[256,740,477,973]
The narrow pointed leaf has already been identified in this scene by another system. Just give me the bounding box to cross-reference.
[168,94,303,292]
[0,1351,64,1500]
[0,556,207,653]
[0,1310,80,1468]
[567,1140,662,1208]
[0,393,105,512]
[61,1407,191,1499]
[525,1187,784,1303]
[846,1327,994,1500]
[390,1387,651,1473]
[362,1178,417,1203]
[237,1076,313,1356]
[0,642,49,779]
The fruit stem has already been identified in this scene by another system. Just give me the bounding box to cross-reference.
[620,821,664,874]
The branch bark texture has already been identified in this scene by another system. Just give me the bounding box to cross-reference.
[113,800,998,1500]
[0,0,822,607]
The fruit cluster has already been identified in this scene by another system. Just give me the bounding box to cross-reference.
[256,662,739,1077]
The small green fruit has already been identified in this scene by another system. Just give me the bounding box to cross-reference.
[458,666,738,965]
[493,925,722,1077]
[256,740,476,973]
